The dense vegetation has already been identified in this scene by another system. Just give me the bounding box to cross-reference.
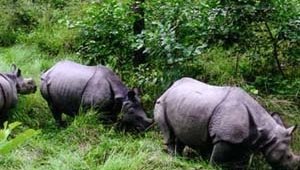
[0,0,299,169]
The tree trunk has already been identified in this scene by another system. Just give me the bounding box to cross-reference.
[133,0,146,66]
[265,22,285,78]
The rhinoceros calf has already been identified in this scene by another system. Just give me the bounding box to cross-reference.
[0,65,37,125]
[40,60,153,131]
[154,77,300,170]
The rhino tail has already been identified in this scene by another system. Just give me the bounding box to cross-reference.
[40,74,52,102]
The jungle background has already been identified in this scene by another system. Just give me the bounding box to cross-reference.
[0,0,299,169]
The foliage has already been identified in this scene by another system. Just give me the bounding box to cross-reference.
[204,0,300,86]
[142,0,207,64]
[77,0,135,66]
[0,122,40,155]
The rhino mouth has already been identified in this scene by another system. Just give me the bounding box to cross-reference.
[120,119,154,132]
[138,120,155,132]
[18,85,37,94]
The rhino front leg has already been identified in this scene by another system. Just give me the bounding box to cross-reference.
[99,98,121,124]
[0,112,8,127]
[210,141,249,169]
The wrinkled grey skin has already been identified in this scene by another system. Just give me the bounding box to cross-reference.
[40,60,153,131]
[0,64,37,125]
[154,77,300,170]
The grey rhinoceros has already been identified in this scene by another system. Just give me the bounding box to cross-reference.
[40,60,153,131]
[0,64,37,125]
[154,77,300,170]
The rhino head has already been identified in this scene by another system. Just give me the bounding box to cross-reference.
[5,64,37,94]
[120,88,153,132]
[264,114,300,170]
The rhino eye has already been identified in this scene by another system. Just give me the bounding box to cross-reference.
[286,154,292,160]
[126,108,135,114]
[123,102,131,108]
[16,83,20,89]
[135,117,142,121]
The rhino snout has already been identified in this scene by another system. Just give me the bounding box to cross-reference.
[18,78,37,94]
[121,114,154,132]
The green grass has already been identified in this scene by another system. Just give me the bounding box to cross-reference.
[0,45,299,170]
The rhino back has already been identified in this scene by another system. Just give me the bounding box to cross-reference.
[41,61,96,114]
[159,77,231,148]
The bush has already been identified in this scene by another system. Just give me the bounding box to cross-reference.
[0,0,39,47]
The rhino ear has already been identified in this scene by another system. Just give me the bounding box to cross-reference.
[271,112,285,127]
[287,125,297,135]
[11,64,17,72]
[132,87,141,96]
[128,90,136,101]
[16,69,21,77]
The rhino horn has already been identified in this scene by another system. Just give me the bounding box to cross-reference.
[287,125,297,135]
[11,64,17,71]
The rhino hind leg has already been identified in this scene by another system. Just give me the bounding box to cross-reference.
[154,102,185,155]
[210,141,250,169]
[172,138,185,155]
[49,104,66,127]
[163,134,185,156]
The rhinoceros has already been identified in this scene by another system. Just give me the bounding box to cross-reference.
[40,60,153,131]
[0,64,37,125]
[154,77,300,169]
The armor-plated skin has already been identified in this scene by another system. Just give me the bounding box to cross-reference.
[154,77,300,170]
[0,65,37,125]
[40,60,153,131]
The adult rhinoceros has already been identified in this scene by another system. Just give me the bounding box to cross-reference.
[154,77,299,170]
[40,60,153,131]
[0,64,37,125]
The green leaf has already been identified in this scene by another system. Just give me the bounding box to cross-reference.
[8,121,22,131]
[0,129,40,155]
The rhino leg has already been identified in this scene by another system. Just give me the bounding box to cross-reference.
[0,112,8,127]
[49,104,66,127]
[164,134,185,156]
[174,138,185,155]
[98,97,122,124]
[99,112,117,124]
[154,102,185,155]
[210,141,250,169]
